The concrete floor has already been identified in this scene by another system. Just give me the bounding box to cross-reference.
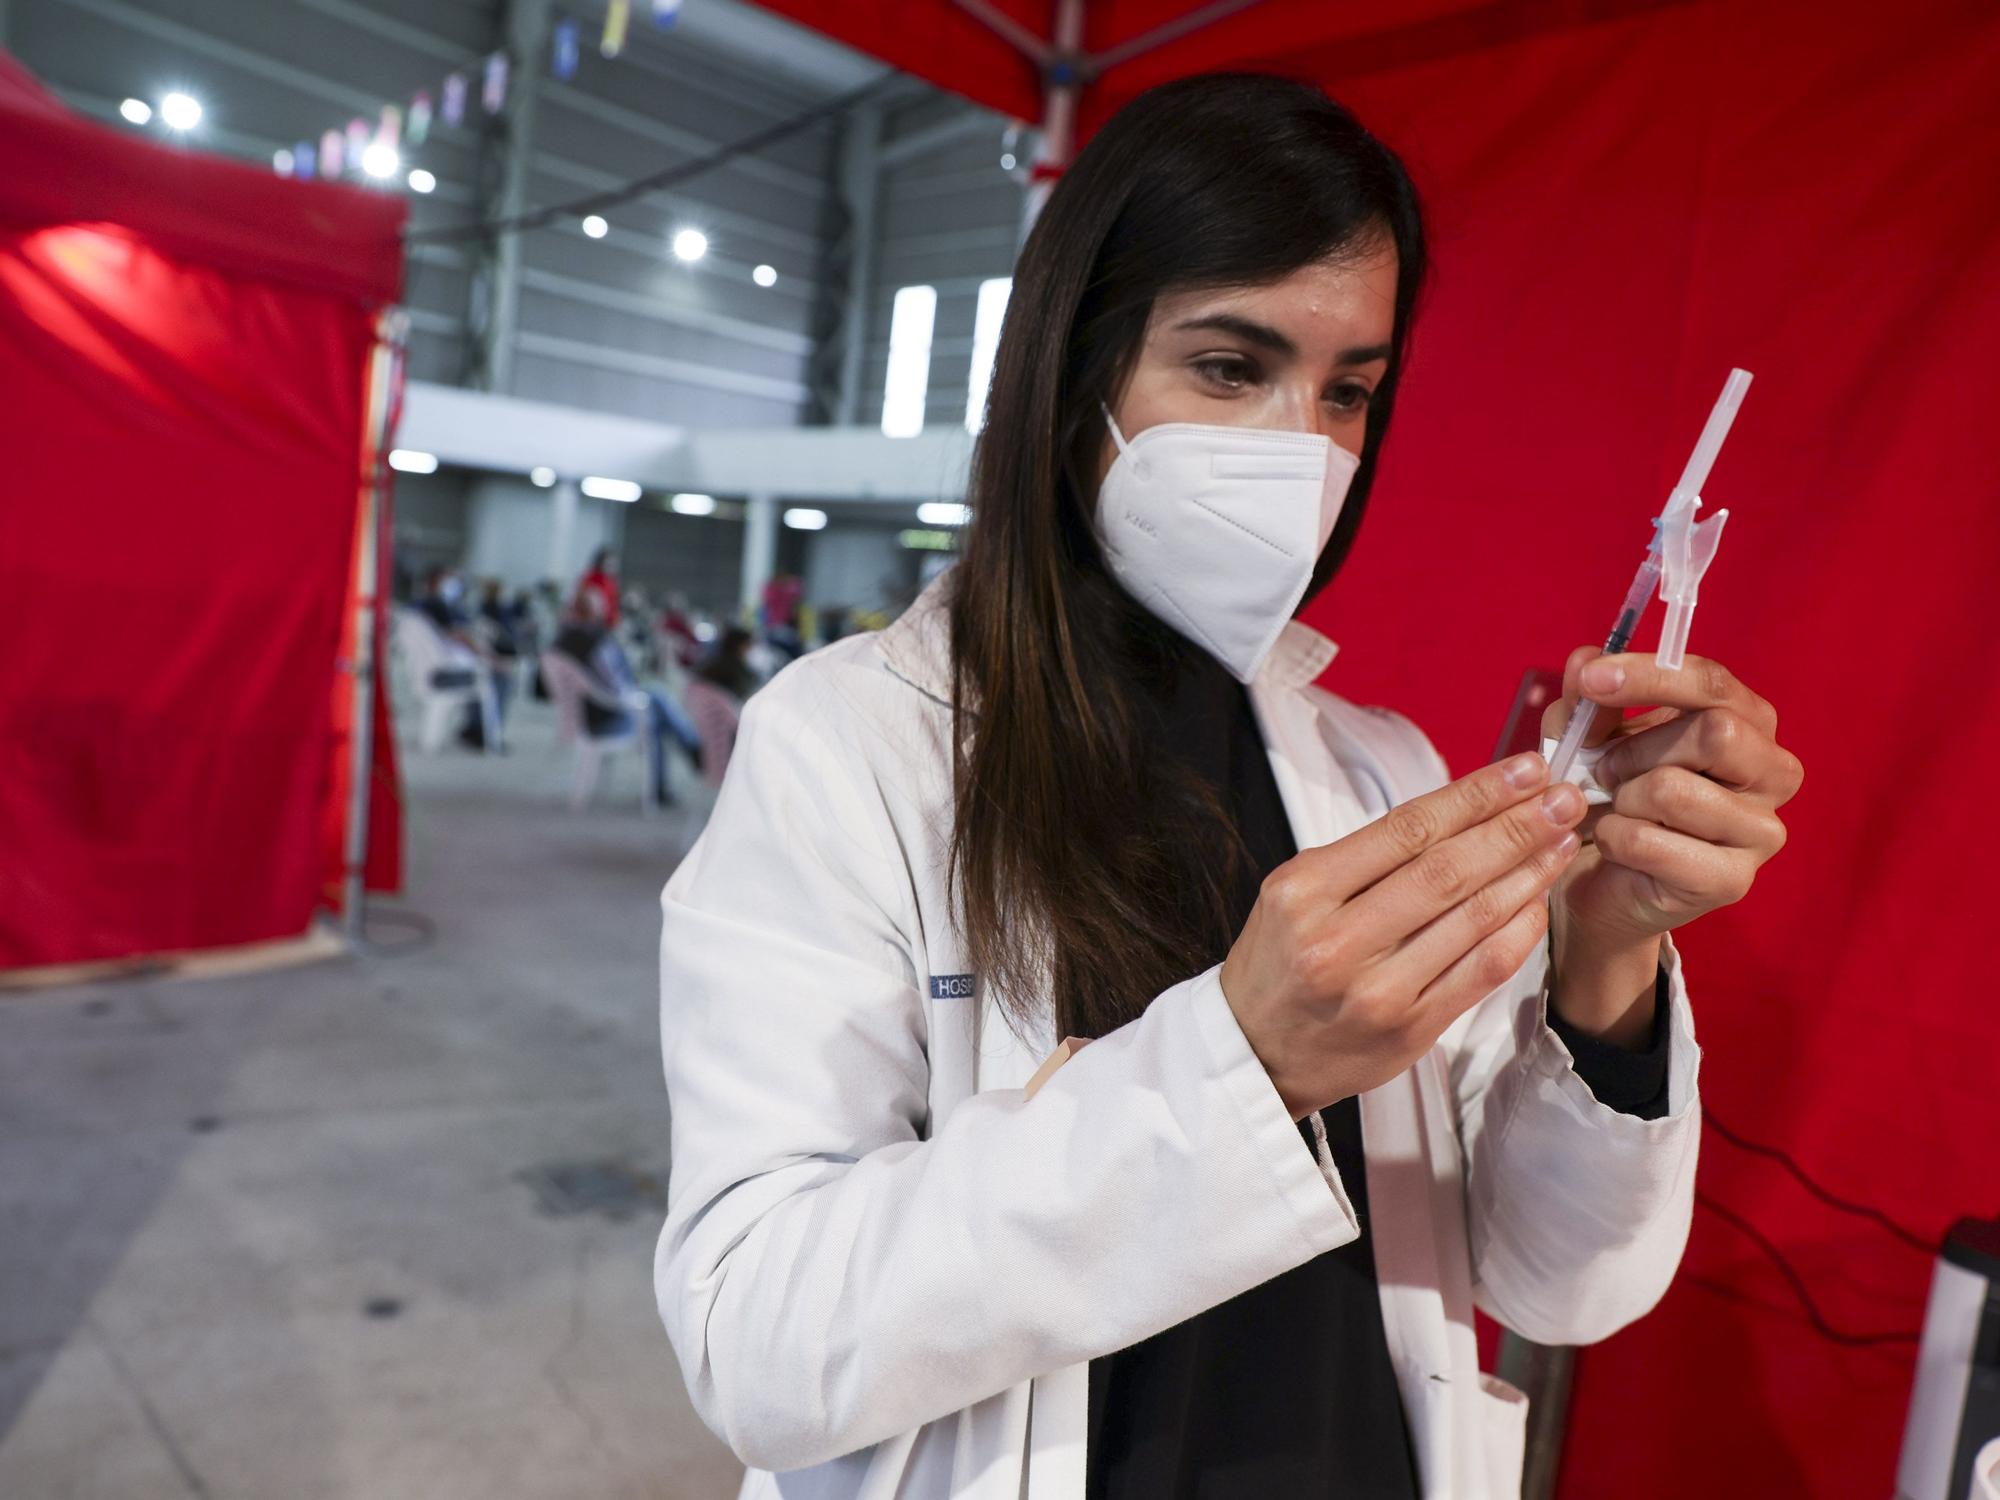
[0,699,745,1499]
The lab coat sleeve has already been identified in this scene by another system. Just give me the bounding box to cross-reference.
[1396,716,1704,1348]
[1444,935,1702,1345]
[655,660,1362,1474]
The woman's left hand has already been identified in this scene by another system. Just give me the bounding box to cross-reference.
[1540,646,1805,962]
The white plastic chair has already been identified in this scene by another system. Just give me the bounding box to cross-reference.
[540,649,657,812]
[393,607,499,753]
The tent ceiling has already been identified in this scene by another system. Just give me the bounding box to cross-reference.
[741,0,1693,131]
[0,49,404,305]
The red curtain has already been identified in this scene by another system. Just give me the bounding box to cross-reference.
[755,0,2000,1490]
[0,56,406,968]
[1279,3,2000,1492]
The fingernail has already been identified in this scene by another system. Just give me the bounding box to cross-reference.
[1540,785,1583,824]
[1582,660,1625,695]
[1555,830,1581,857]
[1502,753,1546,789]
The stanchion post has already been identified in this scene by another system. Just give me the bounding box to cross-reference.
[341,310,407,941]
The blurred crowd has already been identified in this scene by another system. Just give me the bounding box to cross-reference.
[389,549,882,805]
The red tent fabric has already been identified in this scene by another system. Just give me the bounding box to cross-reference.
[0,53,406,968]
[756,1,2000,1494]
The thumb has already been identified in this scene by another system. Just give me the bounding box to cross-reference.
[1541,644,1620,747]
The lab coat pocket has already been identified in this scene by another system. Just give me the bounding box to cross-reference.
[1477,1373,1530,1500]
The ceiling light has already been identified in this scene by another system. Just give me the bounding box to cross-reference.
[119,98,152,125]
[672,228,708,263]
[782,507,827,531]
[407,168,436,194]
[159,92,201,131]
[529,466,557,487]
[581,214,608,239]
[272,148,294,175]
[581,476,642,503]
[387,449,438,474]
[1000,152,1017,170]
[670,493,716,516]
[916,502,971,526]
[752,264,777,288]
[361,142,399,179]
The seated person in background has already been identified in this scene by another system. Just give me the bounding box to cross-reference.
[417,565,511,750]
[684,626,757,790]
[476,578,522,650]
[553,589,701,806]
[577,548,622,628]
[758,572,805,661]
[659,593,702,672]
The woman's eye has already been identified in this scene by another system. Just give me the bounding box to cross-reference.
[1327,383,1373,414]
[1193,357,1255,389]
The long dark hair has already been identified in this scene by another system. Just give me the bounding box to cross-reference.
[947,73,1430,1040]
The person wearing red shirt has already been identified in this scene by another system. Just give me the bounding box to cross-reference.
[578,548,622,628]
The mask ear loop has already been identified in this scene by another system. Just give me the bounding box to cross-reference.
[1099,400,1129,450]
[1099,401,1147,479]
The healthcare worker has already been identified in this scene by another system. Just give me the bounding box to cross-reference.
[656,72,1803,1499]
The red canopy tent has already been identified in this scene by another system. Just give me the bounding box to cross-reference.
[750,1,2000,1494]
[0,53,406,972]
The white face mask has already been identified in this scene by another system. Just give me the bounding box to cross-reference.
[1094,404,1360,683]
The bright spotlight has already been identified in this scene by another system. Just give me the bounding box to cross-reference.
[119,98,152,125]
[751,264,777,288]
[580,476,642,503]
[782,507,827,531]
[387,449,439,474]
[159,92,202,131]
[407,168,437,194]
[916,502,972,526]
[581,214,608,239]
[529,466,557,488]
[672,228,708,263]
[670,493,716,516]
[361,142,399,179]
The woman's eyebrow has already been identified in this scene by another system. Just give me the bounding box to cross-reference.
[1170,314,1391,366]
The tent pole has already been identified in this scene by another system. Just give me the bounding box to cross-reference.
[341,311,405,942]
[947,0,1052,64]
[1021,0,1085,238]
[1088,0,1271,73]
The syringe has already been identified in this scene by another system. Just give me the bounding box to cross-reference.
[1545,548,1663,782]
[1545,369,1752,783]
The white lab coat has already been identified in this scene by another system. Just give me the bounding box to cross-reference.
[656,572,1703,1500]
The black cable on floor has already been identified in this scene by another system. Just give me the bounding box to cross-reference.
[1701,1104,1943,1256]
[1693,1191,1924,1348]
[350,904,438,957]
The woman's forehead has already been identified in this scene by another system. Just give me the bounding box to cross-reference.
[1150,250,1399,357]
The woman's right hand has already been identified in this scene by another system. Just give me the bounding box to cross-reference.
[1219,753,1587,1119]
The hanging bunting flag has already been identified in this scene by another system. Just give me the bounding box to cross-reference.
[377,104,402,152]
[553,15,580,80]
[651,0,683,27]
[294,140,316,181]
[481,51,510,113]
[408,89,433,145]
[441,71,467,128]
[319,128,344,178]
[601,0,630,57]
[345,116,371,163]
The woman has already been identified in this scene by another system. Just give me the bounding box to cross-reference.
[683,625,757,790]
[656,74,1800,1499]
[578,546,622,628]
